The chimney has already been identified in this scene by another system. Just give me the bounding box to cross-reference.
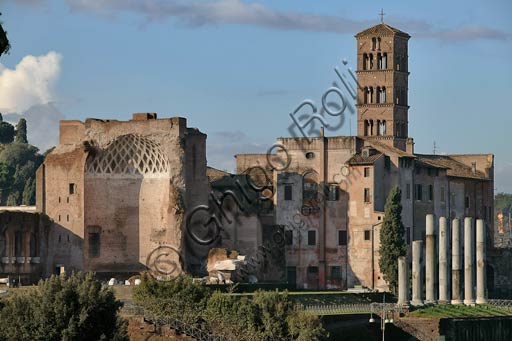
[471,161,477,175]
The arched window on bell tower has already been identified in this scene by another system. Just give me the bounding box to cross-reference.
[372,37,377,50]
[369,87,374,103]
[369,53,374,69]
[363,53,368,70]
[377,53,382,69]
[364,120,369,136]
[376,87,381,103]
[383,53,388,69]
[363,87,368,104]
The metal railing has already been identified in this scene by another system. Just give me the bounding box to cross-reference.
[301,302,399,316]
[488,299,512,309]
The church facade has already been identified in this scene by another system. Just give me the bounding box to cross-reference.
[235,23,494,291]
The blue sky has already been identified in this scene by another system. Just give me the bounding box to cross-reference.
[1,0,511,192]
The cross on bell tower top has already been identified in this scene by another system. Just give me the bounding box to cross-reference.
[379,9,385,24]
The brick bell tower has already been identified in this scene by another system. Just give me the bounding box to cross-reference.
[355,19,413,152]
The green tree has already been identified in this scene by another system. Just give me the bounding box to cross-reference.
[0,120,14,144]
[379,186,407,293]
[15,118,28,143]
[22,177,35,205]
[0,273,127,341]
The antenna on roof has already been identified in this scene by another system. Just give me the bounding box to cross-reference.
[379,9,385,24]
[433,141,437,155]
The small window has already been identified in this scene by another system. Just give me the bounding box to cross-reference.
[284,185,293,201]
[67,197,69,204]
[308,230,316,246]
[338,230,347,246]
[69,183,76,195]
[406,183,411,200]
[327,185,339,201]
[364,230,371,241]
[285,230,293,246]
[58,215,61,222]
[330,266,342,279]
[58,197,61,203]
[58,234,62,243]
[384,156,390,170]
[66,214,70,222]
[364,167,370,177]
[415,184,423,201]
[364,188,371,203]
[307,266,319,278]
[89,232,100,258]
[305,152,315,160]
[465,196,470,209]
[428,185,434,201]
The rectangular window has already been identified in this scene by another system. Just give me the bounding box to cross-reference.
[406,183,411,199]
[287,266,297,284]
[465,196,470,209]
[384,156,390,170]
[338,230,347,246]
[364,188,371,203]
[364,230,371,241]
[440,186,445,202]
[364,167,370,177]
[307,266,319,278]
[307,230,316,246]
[428,185,434,201]
[330,266,342,279]
[88,232,100,258]
[284,185,292,201]
[285,230,293,246]
[415,184,423,201]
[327,185,340,201]
[69,183,75,195]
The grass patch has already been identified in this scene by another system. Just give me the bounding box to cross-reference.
[409,304,512,318]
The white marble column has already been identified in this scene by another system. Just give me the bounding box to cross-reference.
[451,218,463,304]
[464,217,475,306]
[438,217,449,303]
[411,240,423,306]
[425,214,436,304]
[476,219,487,304]
[397,256,409,306]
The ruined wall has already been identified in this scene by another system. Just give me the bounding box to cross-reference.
[39,114,208,277]
[0,209,52,283]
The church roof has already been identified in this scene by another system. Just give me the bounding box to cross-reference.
[355,23,410,39]
[361,138,416,158]
[415,154,490,180]
[347,151,383,165]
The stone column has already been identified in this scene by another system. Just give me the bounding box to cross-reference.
[476,219,487,304]
[451,218,463,304]
[398,256,409,306]
[438,217,449,304]
[464,217,475,306]
[425,214,436,304]
[411,240,423,306]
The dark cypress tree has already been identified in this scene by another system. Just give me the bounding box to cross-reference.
[15,118,28,143]
[378,186,407,293]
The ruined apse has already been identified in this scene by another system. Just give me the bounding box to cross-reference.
[36,113,208,276]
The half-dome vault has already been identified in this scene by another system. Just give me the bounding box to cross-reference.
[86,134,170,177]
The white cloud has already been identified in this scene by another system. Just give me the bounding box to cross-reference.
[0,51,62,113]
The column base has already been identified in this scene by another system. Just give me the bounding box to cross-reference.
[450,299,463,305]
[396,302,410,308]
[411,300,424,306]
[464,299,476,306]
[425,299,437,305]
[476,298,488,304]
[438,300,449,305]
